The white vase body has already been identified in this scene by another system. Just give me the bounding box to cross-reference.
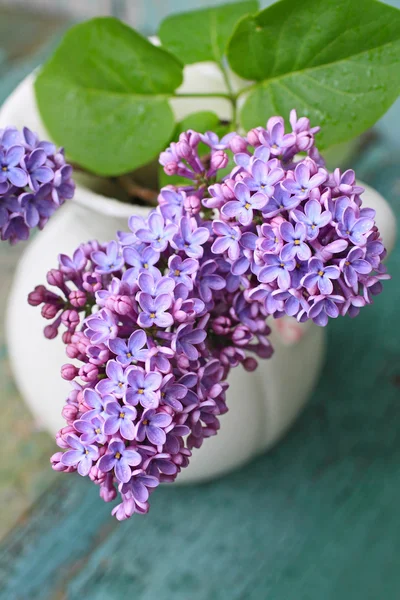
[0,72,396,484]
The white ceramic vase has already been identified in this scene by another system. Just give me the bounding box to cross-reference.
[0,71,396,484]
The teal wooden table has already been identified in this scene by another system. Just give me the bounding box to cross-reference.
[0,20,400,600]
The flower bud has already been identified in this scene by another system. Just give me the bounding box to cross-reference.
[69,289,87,308]
[46,268,64,288]
[79,363,99,382]
[61,309,80,331]
[229,135,248,154]
[41,303,60,319]
[210,150,228,171]
[28,285,47,306]
[61,363,79,381]
[44,323,58,339]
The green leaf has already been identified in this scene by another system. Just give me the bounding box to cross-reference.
[176,111,221,134]
[158,0,259,65]
[228,0,400,148]
[35,17,183,176]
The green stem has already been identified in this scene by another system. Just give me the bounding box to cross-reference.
[218,60,238,131]
[174,92,232,99]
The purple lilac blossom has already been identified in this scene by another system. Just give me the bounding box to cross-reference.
[0,126,74,243]
[30,112,388,521]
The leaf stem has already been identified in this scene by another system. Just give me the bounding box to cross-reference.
[174,92,232,99]
[218,60,238,130]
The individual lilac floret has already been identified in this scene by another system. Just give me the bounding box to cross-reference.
[340,247,372,292]
[173,323,207,360]
[337,207,374,246]
[97,360,129,398]
[301,258,340,295]
[280,222,311,261]
[242,160,284,197]
[0,126,75,244]
[259,254,296,290]
[126,368,162,408]
[98,440,141,483]
[211,221,241,260]
[104,401,137,440]
[92,241,124,274]
[136,211,177,252]
[0,145,28,187]
[23,148,54,190]
[308,294,345,326]
[262,184,300,217]
[61,434,99,476]
[136,409,173,445]
[222,182,267,226]
[137,293,173,328]
[108,330,148,365]
[74,417,106,445]
[292,199,332,240]
[171,216,209,258]
[282,161,327,199]
[168,255,198,289]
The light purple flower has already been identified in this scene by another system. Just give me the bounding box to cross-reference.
[81,388,111,421]
[51,164,75,206]
[92,241,124,274]
[197,259,225,303]
[243,159,284,197]
[136,409,172,445]
[126,367,162,408]
[262,183,300,217]
[59,247,87,275]
[124,470,159,503]
[173,323,207,361]
[97,360,129,398]
[1,213,29,244]
[158,188,185,222]
[292,199,332,239]
[200,130,236,150]
[340,247,372,292]
[211,220,241,260]
[137,293,173,328]
[160,374,187,411]
[168,255,198,289]
[171,216,209,258]
[259,254,296,290]
[136,211,177,251]
[0,145,28,187]
[98,440,141,483]
[282,161,327,199]
[61,434,99,476]
[123,245,160,279]
[74,416,106,444]
[337,207,374,246]
[308,294,345,326]
[108,330,148,365]
[23,148,54,190]
[301,258,340,295]
[260,120,296,155]
[85,309,118,344]
[280,222,311,261]
[104,401,137,440]
[222,182,267,225]
[19,187,55,229]
[137,271,175,297]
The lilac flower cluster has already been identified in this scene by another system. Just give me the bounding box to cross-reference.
[178,111,388,326]
[0,126,74,244]
[32,209,271,520]
[30,110,389,521]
